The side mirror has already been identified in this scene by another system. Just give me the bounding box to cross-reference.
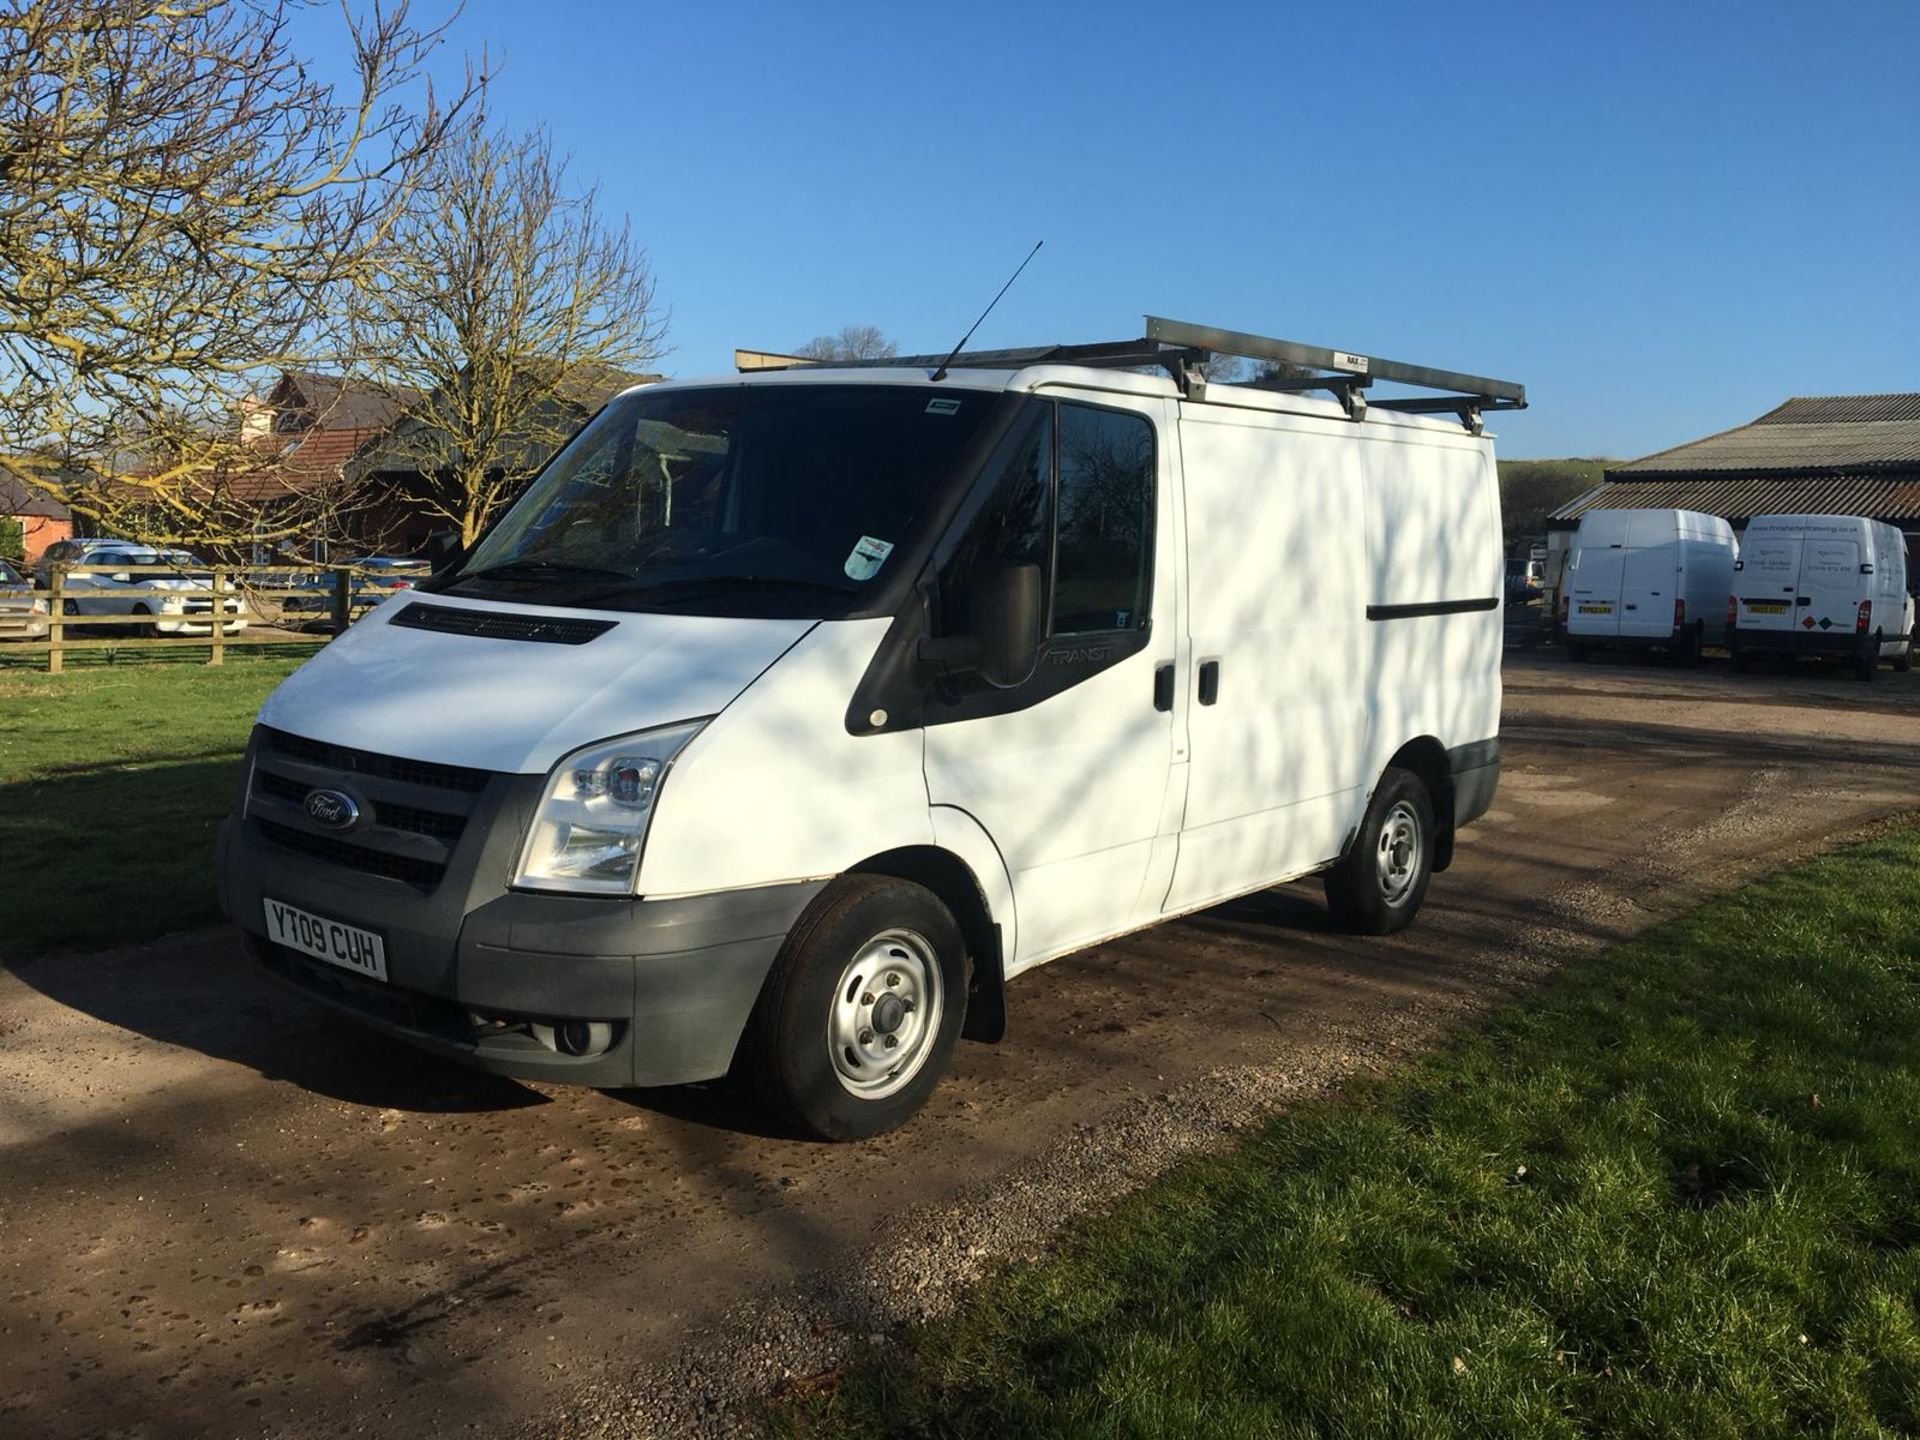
[426,529,463,576]
[917,562,1045,688]
[971,562,1043,687]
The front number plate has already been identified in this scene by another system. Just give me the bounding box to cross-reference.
[263,898,388,983]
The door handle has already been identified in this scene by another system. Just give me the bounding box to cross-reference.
[1796,596,1812,606]
[1153,662,1174,712]
[1197,658,1221,706]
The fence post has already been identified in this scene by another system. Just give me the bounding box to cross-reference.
[331,568,350,636]
[210,567,227,667]
[47,568,64,675]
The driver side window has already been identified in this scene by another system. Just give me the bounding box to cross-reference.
[938,398,1155,642]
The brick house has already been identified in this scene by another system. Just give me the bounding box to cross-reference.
[0,466,75,563]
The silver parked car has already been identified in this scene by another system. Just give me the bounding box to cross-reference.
[35,538,248,636]
[0,556,49,640]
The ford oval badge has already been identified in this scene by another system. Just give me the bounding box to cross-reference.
[304,787,361,831]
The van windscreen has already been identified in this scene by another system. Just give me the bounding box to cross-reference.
[446,384,996,616]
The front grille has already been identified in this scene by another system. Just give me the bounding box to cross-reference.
[251,767,466,842]
[258,819,448,889]
[262,727,489,793]
[389,601,616,646]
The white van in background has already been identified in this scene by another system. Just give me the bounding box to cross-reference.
[216,318,1517,1139]
[1561,508,1738,664]
[1729,514,1914,680]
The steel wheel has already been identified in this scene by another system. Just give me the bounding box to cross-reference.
[827,927,943,1100]
[1375,799,1423,906]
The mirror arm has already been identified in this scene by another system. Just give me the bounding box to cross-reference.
[915,634,985,674]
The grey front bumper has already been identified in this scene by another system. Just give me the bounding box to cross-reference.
[218,739,822,1088]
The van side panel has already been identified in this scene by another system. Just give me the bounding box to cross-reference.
[1162,408,1368,911]
[1359,435,1503,788]
[637,619,936,898]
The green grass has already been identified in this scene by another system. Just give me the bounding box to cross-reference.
[775,826,1920,1439]
[0,655,306,960]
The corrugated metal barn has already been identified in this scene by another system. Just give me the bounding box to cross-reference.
[1554,393,1920,538]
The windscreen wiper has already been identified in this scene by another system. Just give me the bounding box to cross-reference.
[574,574,860,607]
[453,558,633,586]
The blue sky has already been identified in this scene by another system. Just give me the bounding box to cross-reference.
[307,1,1917,458]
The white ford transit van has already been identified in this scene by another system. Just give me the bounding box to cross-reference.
[217,318,1516,1138]
[1729,514,1914,679]
[1561,508,1738,663]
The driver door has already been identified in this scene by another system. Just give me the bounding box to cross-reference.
[921,393,1185,971]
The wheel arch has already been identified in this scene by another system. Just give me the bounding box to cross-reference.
[1381,735,1456,872]
[848,843,1006,1043]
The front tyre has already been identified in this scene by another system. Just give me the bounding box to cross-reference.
[743,875,967,1140]
[1324,768,1436,936]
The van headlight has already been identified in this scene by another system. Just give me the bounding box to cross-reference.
[513,721,707,894]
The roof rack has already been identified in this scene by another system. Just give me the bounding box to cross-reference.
[735,315,1525,433]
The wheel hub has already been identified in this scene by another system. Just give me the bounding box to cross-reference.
[827,928,943,1100]
[871,992,907,1035]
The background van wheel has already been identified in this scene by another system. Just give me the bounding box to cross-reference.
[1567,641,1591,663]
[1856,636,1880,682]
[1897,637,1913,673]
[1324,768,1435,936]
[742,875,967,1141]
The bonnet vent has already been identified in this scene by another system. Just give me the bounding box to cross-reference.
[388,602,616,645]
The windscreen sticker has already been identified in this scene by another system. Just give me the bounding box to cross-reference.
[845,535,895,581]
[925,397,963,415]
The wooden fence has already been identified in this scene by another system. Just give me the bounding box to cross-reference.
[7,564,412,673]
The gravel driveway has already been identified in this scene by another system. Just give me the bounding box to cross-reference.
[6,651,1920,1439]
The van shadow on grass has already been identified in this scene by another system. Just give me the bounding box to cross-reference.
[4,758,545,1115]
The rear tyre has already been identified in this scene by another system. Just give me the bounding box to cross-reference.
[1324,768,1436,936]
[1857,636,1880,683]
[1567,641,1591,664]
[1897,636,1913,674]
[1732,649,1752,674]
[742,875,967,1141]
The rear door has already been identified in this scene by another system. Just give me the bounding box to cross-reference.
[1618,538,1679,638]
[1737,538,1800,632]
[1798,537,1862,636]
[1567,543,1625,635]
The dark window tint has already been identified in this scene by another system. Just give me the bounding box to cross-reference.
[1052,404,1153,634]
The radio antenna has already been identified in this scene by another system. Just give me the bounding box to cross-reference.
[930,240,1043,382]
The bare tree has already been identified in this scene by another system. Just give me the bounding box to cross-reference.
[0,0,474,548]
[794,325,898,362]
[348,118,669,545]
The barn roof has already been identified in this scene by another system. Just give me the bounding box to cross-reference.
[1554,473,1920,525]
[1609,393,1920,478]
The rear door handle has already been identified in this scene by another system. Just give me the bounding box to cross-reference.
[1796,596,1812,606]
[1153,662,1174,712]
[1197,658,1221,706]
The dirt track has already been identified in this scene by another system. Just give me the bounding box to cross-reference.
[7,650,1920,1439]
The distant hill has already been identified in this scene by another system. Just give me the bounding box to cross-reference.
[1497,458,1615,544]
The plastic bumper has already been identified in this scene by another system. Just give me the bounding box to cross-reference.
[1728,626,1869,658]
[1448,738,1500,830]
[218,772,822,1088]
